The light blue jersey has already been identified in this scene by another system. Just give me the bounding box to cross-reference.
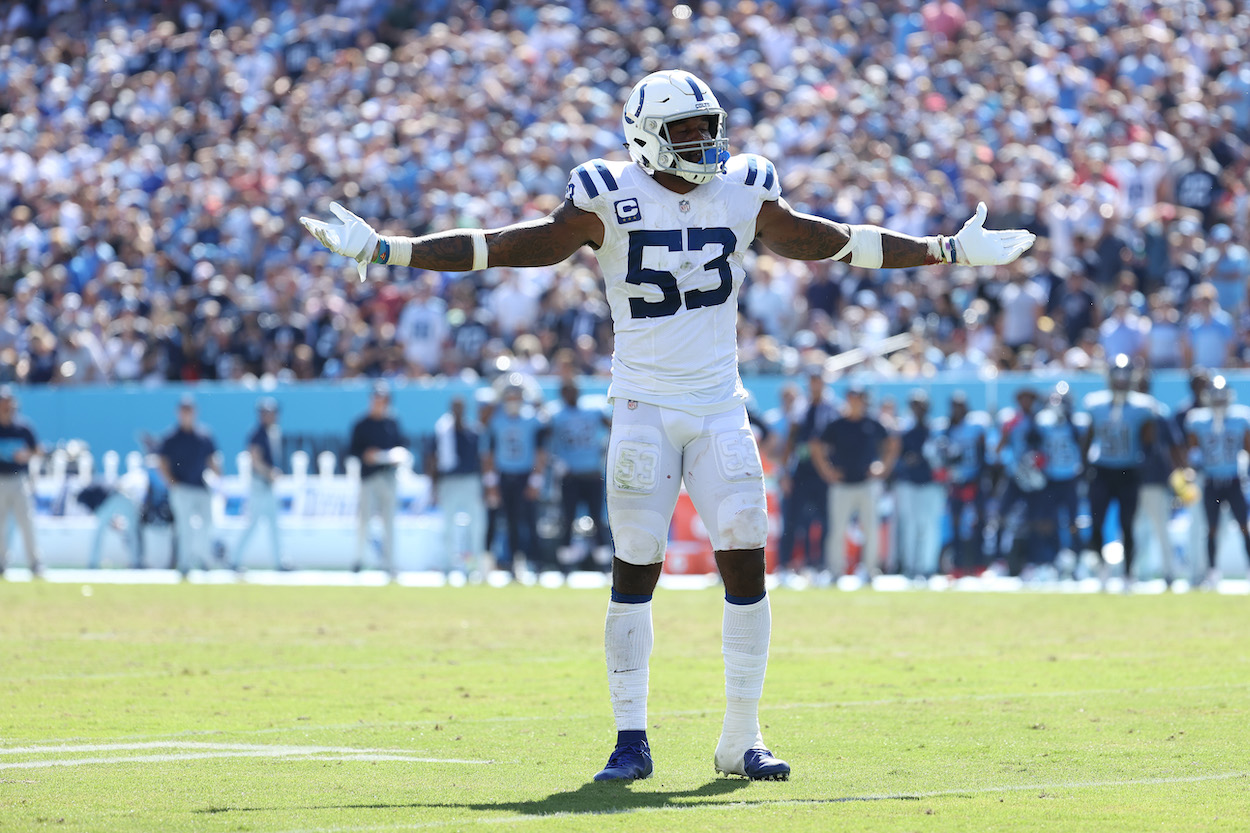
[1083,390,1156,468]
[548,405,607,475]
[1186,405,1250,481]
[489,410,547,475]
[934,411,991,485]
[1035,408,1088,480]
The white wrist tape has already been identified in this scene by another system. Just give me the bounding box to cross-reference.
[830,225,884,269]
[470,229,488,271]
[378,235,413,266]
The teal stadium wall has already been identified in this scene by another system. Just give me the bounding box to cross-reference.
[9,371,1244,473]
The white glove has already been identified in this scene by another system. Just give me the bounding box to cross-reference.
[299,201,378,281]
[951,202,1036,266]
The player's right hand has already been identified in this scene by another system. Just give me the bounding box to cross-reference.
[299,202,378,281]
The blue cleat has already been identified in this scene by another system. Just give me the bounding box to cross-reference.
[592,741,653,781]
[743,747,790,781]
[715,744,791,781]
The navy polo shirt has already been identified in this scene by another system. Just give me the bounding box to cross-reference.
[819,415,888,484]
[159,426,217,487]
[350,415,405,480]
[0,419,37,475]
[248,423,282,473]
[894,421,934,484]
[1140,413,1179,486]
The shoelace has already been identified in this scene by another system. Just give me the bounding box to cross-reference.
[606,743,647,766]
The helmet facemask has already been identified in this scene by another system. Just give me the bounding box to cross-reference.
[641,111,728,185]
[623,71,730,185]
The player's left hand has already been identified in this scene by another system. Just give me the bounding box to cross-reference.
[952,202,1036,266]
[299,202,378,281]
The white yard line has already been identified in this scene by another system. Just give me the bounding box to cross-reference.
[0,742,492,769]
[0,742,444,755]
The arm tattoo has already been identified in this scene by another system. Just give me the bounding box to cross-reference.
[879,231,941,268]
[760,207,942,267]
[406,210,590,271]
[489,217,585,267]
[408,230,475,271]
[758,213,847,260]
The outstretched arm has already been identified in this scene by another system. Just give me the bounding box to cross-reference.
[301,199,605,279]
[754,198,1035,268]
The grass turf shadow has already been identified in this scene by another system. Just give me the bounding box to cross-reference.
[197,777,761,817]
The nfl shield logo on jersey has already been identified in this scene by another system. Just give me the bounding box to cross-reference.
[627,400,638,410]
[679,200,691,213]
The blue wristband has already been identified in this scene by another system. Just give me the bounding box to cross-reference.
[373,238,390,264]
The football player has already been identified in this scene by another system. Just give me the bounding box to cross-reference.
[933,393,992,576]
[1081,354,1158,590]
[1184,375,1250,589]
[1034,382,1089,575]
[301,69,1035,782]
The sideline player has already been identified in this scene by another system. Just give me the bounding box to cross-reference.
[301,69,1035,782]
[933,394,991,575]
[1034,382,1088,574]
[0,386,42,576]
[231,398,288,572]
[1184,375,1250,588]
[1081,354,1157,589]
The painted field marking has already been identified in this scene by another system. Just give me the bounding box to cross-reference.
[0,742,491,770]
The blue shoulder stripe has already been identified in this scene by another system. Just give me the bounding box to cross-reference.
[745,156,758,186]
[575,166,600,199]
[593,161,618,192]
[762,161,775,192]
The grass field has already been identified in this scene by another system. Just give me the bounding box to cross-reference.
[2,580,1248,832]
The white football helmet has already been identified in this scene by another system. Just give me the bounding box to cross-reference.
[622,70,728,185]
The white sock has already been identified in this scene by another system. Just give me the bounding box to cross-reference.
[721,596,770,747]
[604,600,653,732]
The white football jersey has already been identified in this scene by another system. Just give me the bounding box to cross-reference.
[567,154,782,415]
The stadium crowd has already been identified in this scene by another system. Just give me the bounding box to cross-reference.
[1,0,1249,387]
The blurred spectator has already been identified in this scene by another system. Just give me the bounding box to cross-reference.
[1203,224,1250,313]
[157,395,222,576]
[2,1,1250,381]
[810,384,897,580]
[934,394,991,576]
[482,382,549,577]
[1050,261,1100,346]
[349,382,406,575]
[1098,292,1149,363]
[231,397,287,571]
[0,386,42,575]
[776,368,836,578]
[1185,283,1237,370]
[1133,370,1180,584]
[997,260,1047,357]
[1143,290,1186,370]
[395,274,450,377]
[547,381,611,571]
[427,395,486,575]
[892,389,943,580]
[84,455,149,570]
